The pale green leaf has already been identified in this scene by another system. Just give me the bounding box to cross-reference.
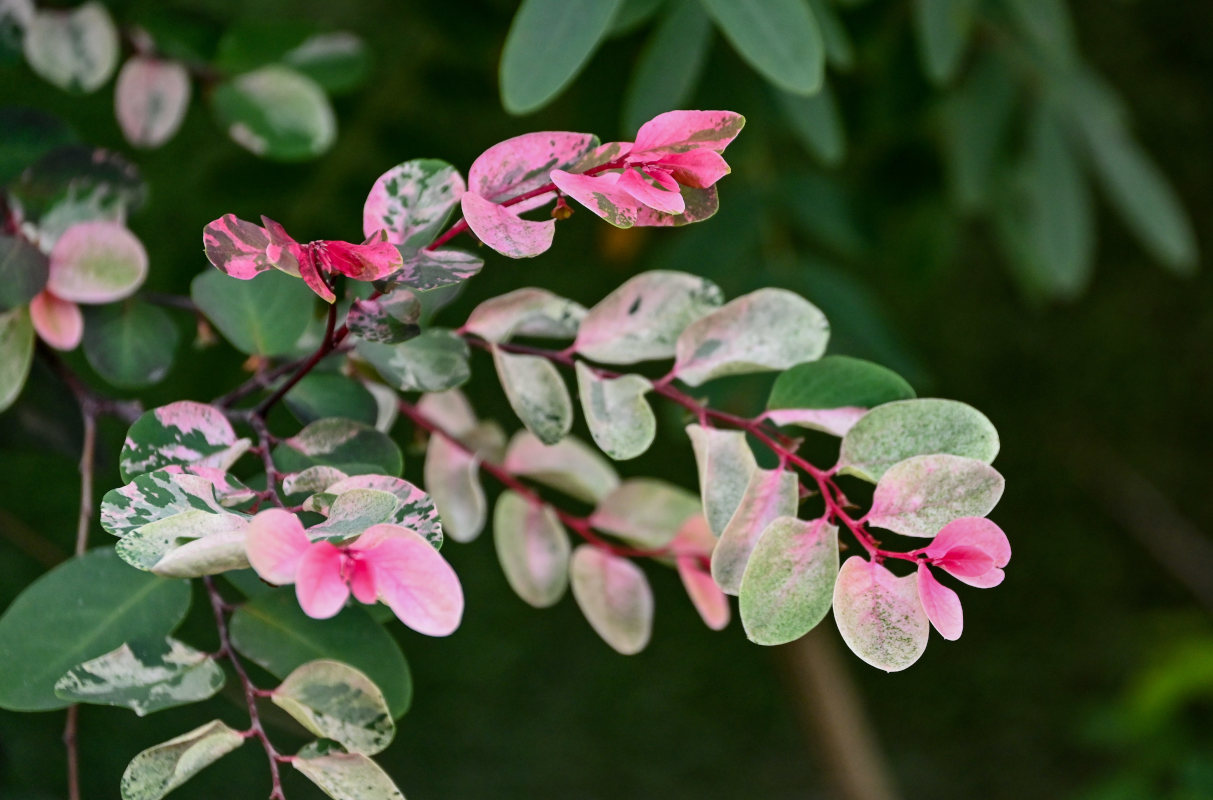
[700,0,824,94]
[493,490,571,608]
[569,545,653,655]
[293,752,405,800]
[272,660,394,755]
[833,556,928,672]
[588,478,700,549]
[463,288,585,343]
[685,424,756,536]
[739,516,838,645]
[211,65,336,161]
[503,430,619,504]
[775,82,846,166]
[423,422,505,544]
[914,0,973,85]
[493,346,572,445]
[710,467,800,595]
[120,720,244,800]
[867,454,1003,537]
[357,329,470,393]
[0,306,34,413]
[765,355,915,437]
[575,362,656,460]
[23,2,118,93]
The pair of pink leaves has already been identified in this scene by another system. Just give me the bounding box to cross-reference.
[915,517,1011,641]
[460,110,745,259]
[245,509,463,636]
[203,214,402,303]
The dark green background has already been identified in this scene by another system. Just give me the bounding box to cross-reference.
[2,2,1211,798]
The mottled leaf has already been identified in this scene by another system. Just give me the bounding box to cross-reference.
[101,468,234,540]
[503,430,619,504]
[867,454,1004,538]
[460,191,554,258]
[422,422,504,544]
[569,545,653,655]
[271,660,394,755]
[363,159,465,249]
[574,270,722,364]
[23,2,118,93]
[739,516,838,645]
[47,220,147,303]
[838,398,999,483]
[575,362,656,460]
[115,57,191,148]
[211,65,336,161]
[493,346,572,445]
[493,490,571,608]
[346,288,420,345]
[120,720,244,800]
[394,247,483,291]
[463,287,585,343]
[293,752,405,800]
[313,474,442,548]
[191,268,315,356]
[357,328,470,393]
[710,467,800,595]
[686,424,757,536]
[0,306,34,413]
[120,401,248,482]
[467,130,600,202]
[273,418,403,477]
[700,0,824,94]
[833,556,929,672]
[589,478,700,549]
[54,637,224,716]
[673,288,829,386]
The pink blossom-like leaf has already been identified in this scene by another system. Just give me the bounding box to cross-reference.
[550,170,648,229]
[296,248,336,304]
[925,517,1010,588]
[672,515,729,631]
[460,192,554,258]
[917,564,963,641]
[348,558,377,605]
[29,291,82,350]
[203,214,291,280]
[933,546,996,579]
[295,540,350,619]
[652,150,731,189]
[114,56,191,148]
[316,237,402,282]
[617,168,686,215]
[468,131,599,202]
[48,221,147,304]
[245,508,310,585]
[358,524,463,636]
[632,110,745,155]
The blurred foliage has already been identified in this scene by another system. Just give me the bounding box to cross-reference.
[1,1,1211,798]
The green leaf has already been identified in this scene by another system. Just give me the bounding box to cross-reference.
[833,556,928,672]
[23,2,118,93]
[914,0,973,85]
[611,0,667,35]
[283,32,370,95]
[286,373,379,427]
[230,588,412,718]
[214,20,319,73]
[838,398,999,483]
[588,478,700,549]
[499,0,624,114]
[570,545,654,655]
[0,306,34,413]
[806,0,853,70]
[363,159,465,252]
[0,548,190,711]
[82,301,179,388]
[347,291,421,345]
[739,516,838,646]
[502,430,620,504]
[11,145,145,228]
[700,0,824,95]
[575,362,656,460]
[211,65,336,161]
[120,720,245,800]
[0,234,49,310]
[357,328,470,392]
[942,52,1016,213]
[493,346,573,445]
[293,752,405,800]
[867,454,1003,537]
[622,0,713,133]
[673,287,830,386]
[686,424,757,536]
[766,355,916,436]
[0,107,76,186]
[423,421,504,544]
[709,467,800,595]
[272,660,394,755]
[191,268,315,356]
[273,418,404,477]
[120,401,249,482]
[775,81,846,167]
[573,270,722,365]
[493,491,571,608]
[53,637,225,716]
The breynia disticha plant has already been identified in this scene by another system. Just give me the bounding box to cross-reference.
[0,108,1010,800]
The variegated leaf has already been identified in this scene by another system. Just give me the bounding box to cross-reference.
[710,467,800,595]
[492,346,572,445]
[493,490,571,608]
[589,478,700,549]
[120,720,245,800]
[833,556,929,672]
[686,424,757,536]
[503,430,619,504]
[120,401,250,482]
[271,660,394,756]
[54,637,224,716]
[292,752,405,800]
[357,329,470,393]
[273,417,403,477]
[463,287,585,343]
[570,545,653,655]
[738,517,838,645]
[363,159,466,250]
[867,454,1004,537]
[575,362,656,460]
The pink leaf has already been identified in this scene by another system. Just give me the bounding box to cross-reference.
[632,185,720,227]
[917,564,963,641]
[316,238,402,281]
[245,508,310,585]
[934,546,996,579]
[460,192,554,258]
[468,131,599,202]
[764,407,868,438]
[617,168,686,215]
[295,541,350,619]
[348,558,377,605]
[926,517,1011,564]
[297,247,336,303]
[203,215,284,279]
[652,150,731,189]
[29,291,82,350]
[550,170,647,229]
[632,110,745,155]
[359,524,464,636]
[678,556,730,631]
[48,221,147,304]
[114,56,191,148]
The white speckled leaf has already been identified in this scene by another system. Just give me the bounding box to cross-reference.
[120,720,245,800]
[292,752,405,800]
[575,361,656,460]
[310,475,443,548]
[463,287,585,343]
[493,346,572,445]
[588,478,700,549]
[710,467,800,595]
[120,401,250,482]
[357,329,470,393]
[867,454,1004,537]
[739,517,838,646]
[838,398,999,483]
[570,545,654,655]
[673,288,830,386]
[24,2,118,93]
[574,270,723,364]
[54,637,224,716]
[271,660,394,756]
[833,556,929,672]
[686,424,757,536]
[503,430,619,504]
[493,490,570,608]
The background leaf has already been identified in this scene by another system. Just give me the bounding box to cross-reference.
[82,301,179,388]
[700,0,825,95]
[210,65,336,160]
[191,268,315,356]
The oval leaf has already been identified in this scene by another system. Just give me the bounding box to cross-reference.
[460,192,554,258]
[833,556,929,672]
[914,0,973,85]
[575,362,656,460]
[23,2,118,93]
[120,720,244,800]
[700,0,824,95]
[569,545,653,655]
[211,65,336,160]
[272,660,394,755]
[0,234,50,310]
[293,752,405,800]
[0,306,34,413]
[423,423,504,544]
[273,417,403,477]
[503,430,619,504]
[83,300,179,389]
[120,401,247,482]
[588,478,700,549]
[739,516,839,646]
[766,355,916,437]
[493,346,572,445]
[710,467,800,595]
[115,56,191,148]
[363,159,465,249]
[48,220,147,303]
[686,424,756,536]
[493,490,571,608]
[357,328,470,393]
[463,287,585,343]
[191,267,315,356]
[622,0,714,134]
[867,454,1004,538]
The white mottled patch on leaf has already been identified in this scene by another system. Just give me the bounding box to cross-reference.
[463,287,585,343]
[493,490,570,608]
[710,467,800,595]
[569,545,654,655]
[867,454,1004,538]
[119,719,245,800]
[53,637,224,716]
[283,466,350,497]
[293,752,405,800]
[357,329,470,393]
[23,2,118,93]
[575,361,656,460]
[120,400,245,481]
[833,556,929,672]
[271,660,394,756]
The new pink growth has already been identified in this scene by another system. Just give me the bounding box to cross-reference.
[915,517,1011,640]
[245,508,464,636]
[671,514,730,631]
[203,214,402,303]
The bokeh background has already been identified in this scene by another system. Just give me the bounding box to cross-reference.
[2,1,1211,798]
